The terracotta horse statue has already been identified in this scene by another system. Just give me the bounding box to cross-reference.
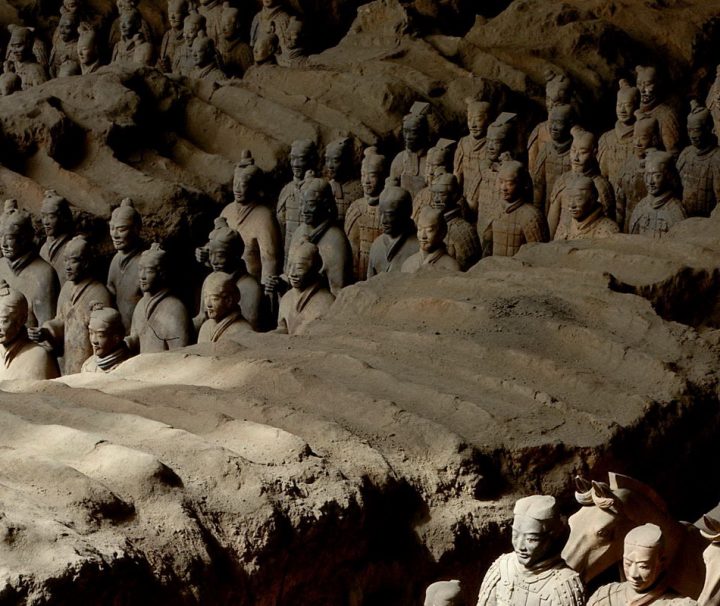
[561,472,708,599]
[699,516,720,606]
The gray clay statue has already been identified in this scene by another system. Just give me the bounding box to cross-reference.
[81,302,132,373]
[401,207,460,273]
[390,102,431,197]
[197,271,251,343]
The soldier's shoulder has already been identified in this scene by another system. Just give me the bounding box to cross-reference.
[587,582,625,606]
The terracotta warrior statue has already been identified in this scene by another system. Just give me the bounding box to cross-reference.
[174,12,206,76]
[197,0,224,47]
[429,173,480,271]
[276,241,334,335]
[554,175,619,241]
[324,137,362,223]
[289,175,353,296]
[127,243,192,353]
[107,198,144,334]
[190,34,225,80]
[412,139,455,223]
[250,0,291,62]
[529,69,573,174]
[77,25,102,75]
[29,236,112,375]
[252,23,278,66]
[50,11,80,78]
[425,580,464,606]
[635,65,681,156]
[547,127,616,239]
[108,0,153,49]
[345,147,386,280]
[533,103,574,215]
[587,524,696,606]
[5,25,48,90]
[277,139,318,256]
[158,0,189,73]
[0,280,59,380]
[476,495,585,606]
[598,79,640,186]
[706,65,720,136]
[39,190,74,287]
[629,149,686,238]
[390,102,431,197]
[615,115,662,231]
[217,3,253,77]
[367,180,419,277]
[677,101,720,217]
[454,99,492,201]
[402,207,460,273]
[276,16,306,68]
[111,7,153,67]
[483,156,549,257]
[195,217,262,331]
[197,272,251,343]
[81,303,131,373]
[0,203,58,326]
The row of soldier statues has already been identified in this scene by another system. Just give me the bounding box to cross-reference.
[1,0,305,92]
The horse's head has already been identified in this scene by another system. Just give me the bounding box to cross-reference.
[699,516,720,606]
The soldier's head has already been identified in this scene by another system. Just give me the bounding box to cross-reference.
[88,302,125,358]
[325,137,352,181]
[567,175,599,222]
[512,495,565,569]
[77,25,99,66]
[430,172,460,213]
[569,127,597,174]
[58,11,79,43]
[1,202,34,261]
[486,113,516,162]
[402,103,430,153]
[169,0,190,30]
[498,156,529,204]
[64,236,93,283]
[644,149,675,197]
[262,0,279,7]
[0,280,28,345]
[138,243,168,295]
[287,240,322,291]
[289,140,317,181]
[7,26,33,63]
[110,198,142,252]
[233,157,262,205]
[183,12,206,45]
[416,207,447,254]
[220,3,239,39]
[616,79,640,125]
[424,142,453,186]
[635,65,660,107]
[253,23,277,64]
[379,180,413,237]
[623,524,666,593]
[300,176,336,227]
[465,99,491,141]
[207,217,244,273]
[548,104,574,143]
[286,16,303,50]
[41,190,73,239]
[120,8,142,40]
[633,115,661,159]
[545,69,572,112]
[424,580,464,606]
[360,147,386,198]
[203,271,240,321]
[191,34,215,68]
[687,101,714,150]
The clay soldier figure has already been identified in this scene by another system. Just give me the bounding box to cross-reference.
[190,34,225,80]
[108,0,153,49]
[587,524,696,606]
[706,65,720,136]
[554,175,619,241]
[77,25,102,75]
[107,199,144,334]
[158,0,189,73]
[483,157,549,257]
[412,139,454,222]
[276,17,306,68]
[81,303,131,373]
[5,26,48,90]
[532,104,574,216]
[126,243,192,353]
[197,272,251,343]
[598,80,640,186]
[197,0,224,47]
[390,102,431,197]
[253,24,278,66]
[217,3,253,77]
[425,580,464,606]
[29,236,112,375]
[529,70,573,174]
[629,149,686,238]
[174,12,206,76]
[276,241,335,335]
[677,101,720,217]
[367,180,419,277]
[615,115,662,231]
[277,140,318,257]
[345,147,386,280]
[454,99,492,200]
[111,8,153,67]
[324,137,362,224]
[476,495,585,606]
[39,190,74,287]
[547,127,615,239]
[0,203,58,326]
[221,156,282,293]
[195,217,262,331]
[402,207,460,273]
[50,11,80,78]
[250,0,291,61]
[0,280,59,380]
[635,65,681,156]
[430,173,480,271]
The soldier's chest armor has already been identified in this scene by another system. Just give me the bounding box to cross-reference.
[496,573,556,606]
[681,159,712,197]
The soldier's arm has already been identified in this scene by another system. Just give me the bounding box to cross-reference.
[556,573,586,606]
[597,133,609,178]
[661,111,682,156]
[324,231,354,296]
[547,180,565,239]
[475,557,501,606]
[531,154,546,211]
[524,210,550,243]
[258,213,283,285]
[712,160,720,213]
[615,183,627,232]
[165,306,193,350]
[453,145,465,188]
[481,222,494,257]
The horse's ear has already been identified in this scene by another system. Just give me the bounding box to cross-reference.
[592,481,614,498]
[591,481,621,511]
[702,516,720,542]
[575,476,594,506]
[575,476,592,493]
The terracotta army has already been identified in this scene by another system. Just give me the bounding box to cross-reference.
[29,236,112,375]
[483,157,549,257]
[615,115,662,231]
[194,217,263,331]
[677,102,720,217]
[706,65,720,136]
[554,175,619,241]
[220,156,282,293]
[250,0,291,61]
[174,12,206,76]
[107,198,144,333]
[197,272,251,343]
[81,303,131,373]
[216,4,253,77]
[401,207,460,273]
[276,17,306,68]
[49,11,80,78]
[454,99,492,200]
[0,280,59,381]
[587,524,696,606]
[345,147,386,280]
[111,8,153,67]
[367,180,419,277]
[324,137,362,223]
[126,243,192,353]
[629,149,686,238]
[276,241,335,335]
[190,35,225,80]
[412,140,454,222]
[390,102,431,197]
[197,0,224,47]
[108,0,153,49]
[476,495,585,606]
[39,190,74,287]
[532,103,574,216]
[277,140,318,256]
[528,70,573,174]
[77,26,102,75]
[158,0,189,73]
[635,65,681,156]
[5,25,48,89]
[0,203,58,326]
[429,173,480,271]
[547,127,616,239]
[598,80,640,186]
[425,580,464,606]
[252,24,278,66]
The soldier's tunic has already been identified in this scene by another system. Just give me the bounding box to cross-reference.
[217,37,253,78]
[330,179,363,225]
[0,253,58,326]
[12,60,48,89]
[111,35,153,67]
[533,140,572,216]
[615,156,647,232]
[196,268,262,332]
[129,288,192,353]
[598,121,635,186]
[0,331,59,380]
[637,101,681,155]
[250,5,291,54]
[475,160,503,238]
[80,346,131,373]
[277,281,335,336]
[676,144,720,217]
[39,233,71,287]
[629,193,686,239]
[401,248,460,273]
[198,310,250,343]
[528,121,551,175]
[588,581,696,606]
[344,196,382,281]
[107,247,143,334]
[445,208,481,271]
[49,37,78,77]
[158,28,183,72]
[476,553,585,606]
[198,0,224,47]
[454,134,487,200]
[483,200,549,258]
[367,232,419,278]
[277,178,304,259]
[707,77,720,136]
[555,207,620,241]
[389,150,427,198]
